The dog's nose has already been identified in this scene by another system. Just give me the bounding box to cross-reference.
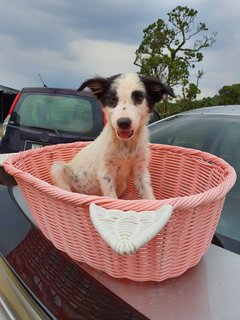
[117,117,132,130]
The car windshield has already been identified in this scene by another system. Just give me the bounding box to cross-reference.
[14,93,95,133]
[149,114,240,252]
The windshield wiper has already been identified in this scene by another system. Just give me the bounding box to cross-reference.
[20,125,62,137]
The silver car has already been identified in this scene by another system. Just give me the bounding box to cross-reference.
[149,105,240,254]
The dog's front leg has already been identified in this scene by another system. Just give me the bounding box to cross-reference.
[133,167,155,200]
[98,168,118,199]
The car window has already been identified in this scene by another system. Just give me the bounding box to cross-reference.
[149,114,240,251]
[149,114,240,197]
[149,115,221,150]
[215,123,240,166]
[15,93,94,133]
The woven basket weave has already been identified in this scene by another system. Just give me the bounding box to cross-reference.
[4,142,236,282]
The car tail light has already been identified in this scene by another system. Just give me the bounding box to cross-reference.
[102,111,107,126]
[7,92,21,116]
[1,92,21,139]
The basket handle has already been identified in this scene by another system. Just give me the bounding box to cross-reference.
[89,204,173,255]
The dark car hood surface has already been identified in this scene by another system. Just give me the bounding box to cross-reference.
[0,180,147,320]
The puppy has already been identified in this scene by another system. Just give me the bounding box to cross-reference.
[51,73,174,199]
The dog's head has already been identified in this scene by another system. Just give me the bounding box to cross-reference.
[78,73,175,140]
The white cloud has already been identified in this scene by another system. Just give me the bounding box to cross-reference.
[0,34,139,89]
[197,41,240,97]
[69,39,138,77]
[0,0,239,97]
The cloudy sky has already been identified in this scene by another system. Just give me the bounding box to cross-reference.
[0,0,239,98]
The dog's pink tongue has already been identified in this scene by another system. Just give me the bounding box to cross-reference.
[118,130,132,140]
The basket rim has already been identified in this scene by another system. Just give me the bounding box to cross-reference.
[3,142,237,212]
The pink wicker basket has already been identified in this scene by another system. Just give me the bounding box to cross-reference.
[4,142,236,282]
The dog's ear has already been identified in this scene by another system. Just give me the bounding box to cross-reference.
[78,77,109,99]
[140,76,175,105]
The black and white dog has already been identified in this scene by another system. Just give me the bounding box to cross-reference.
[51,73,174,199]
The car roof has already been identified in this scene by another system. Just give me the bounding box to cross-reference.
[21,87,95,98]
[181,105,240,116]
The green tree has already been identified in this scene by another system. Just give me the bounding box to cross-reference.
[219,84,240,105]
[134,6,217,116]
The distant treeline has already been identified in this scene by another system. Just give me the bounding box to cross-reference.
[158,83,240,118]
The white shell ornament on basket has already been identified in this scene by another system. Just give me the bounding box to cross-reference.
[89,203,173,255]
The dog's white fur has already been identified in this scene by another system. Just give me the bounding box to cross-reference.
[51,73,174,199]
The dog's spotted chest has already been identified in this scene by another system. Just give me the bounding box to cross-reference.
[70,164,101,195]
[71,147,143,197]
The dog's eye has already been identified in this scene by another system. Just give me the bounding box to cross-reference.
[106,95,118,108]
[132,91,145,105]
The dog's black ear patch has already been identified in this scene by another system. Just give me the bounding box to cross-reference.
[140,76,175,107]
[78,77,110,99]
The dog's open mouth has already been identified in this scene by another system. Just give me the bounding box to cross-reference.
[117,130,134,140]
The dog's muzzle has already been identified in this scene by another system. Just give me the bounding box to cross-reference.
[116,118,134,140]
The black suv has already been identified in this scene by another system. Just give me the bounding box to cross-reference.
[0,87,104,153]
